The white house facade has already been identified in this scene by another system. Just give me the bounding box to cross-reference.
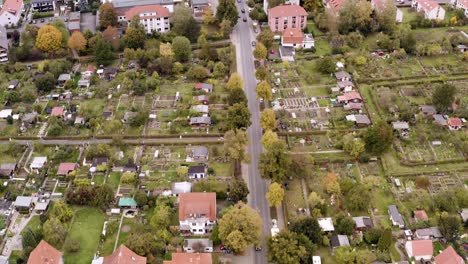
[412,0,445,20]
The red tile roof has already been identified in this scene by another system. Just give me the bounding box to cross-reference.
[27,240,63,264]
[413,210,429,221]
[414,0,439,12]
[327,0,346,11]
[269,5,307,17]
[103,245,146,264]
[57,163,77,175]
[0,0,23,17]
[85,65,96,72]
[337,91,362,102]
[51,106,65,116]
[410,240,433,257]
[457,0,468,7]
[282,28,304,44]
[163,253,212,264]
[179,192,216,221]
[435,246,464,264]
[447,117,462,127]
[125,5,170,20]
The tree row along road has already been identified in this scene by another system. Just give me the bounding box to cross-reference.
[0,137,223,145]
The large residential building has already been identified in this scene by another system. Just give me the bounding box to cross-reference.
[405,240,433,261]
[434,246,464,264]
[281,28,314,49]
[163,253,212,264]
[371,0,403,22]
[108,0,174,14]
[0,0,23,27]
[411,0,445,20]
[179,192,216,235]
[91,245,146,264]
[123,5,170,33]
[268,5,307,33]
[0,25,8,63]
[451,0,468,17]
[28,240,63,264]
[31,0,55,12]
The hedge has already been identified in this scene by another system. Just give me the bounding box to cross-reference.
[32,12,54,19]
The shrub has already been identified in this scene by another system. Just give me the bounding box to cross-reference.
[32,12,54,19]
[64,238,80,253]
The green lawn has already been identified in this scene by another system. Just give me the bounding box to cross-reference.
[315,246,337,264]
[92,175,105,186]
[22,215,42,234]
[107,173,121,191]
[64,207,105,264]
[9,250,23,263]
[314,38,332,56]
[208,162,232,177]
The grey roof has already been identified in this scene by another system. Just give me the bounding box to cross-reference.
[353,216,373,229]
[92,157,108,167]
[69,11,80,21]
[190,116,211,125]
[0,256,8,264]
[68,21,81,31]
[23,112,37,123]
[420,105,436,114]
[330,235,350,248]
[192,146,208,157]
[457,44,467,49]
[433,114,447,126]
[355,114,371,124]
[279,46,294,57]
[392,121,409,130]
[14,196,33,208]
[123,111,137,121]
[0,163,16,171]
[335,71,351,80]
[172,181,193,195]
[388,205,405,226]
[113,0,173,8]
[188,165,206,174]
[58,73,71,81]
[9,79,19,87]
[430,226,442,238]
[184,238,213,248]
[0,25,8,50]
[415,228,433,237]
[191,0,209,5]
[31,0,53,3]
[337,80,354,88]
[462,208,468,222]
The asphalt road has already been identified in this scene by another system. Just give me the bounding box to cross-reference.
[0,137,222,145]
[234,5,271,264]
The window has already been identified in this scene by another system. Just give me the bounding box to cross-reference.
[192,229,196,232]
[192,223,196,226]
[199,229,203,232]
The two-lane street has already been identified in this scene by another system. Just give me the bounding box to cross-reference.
[233,6,271,264]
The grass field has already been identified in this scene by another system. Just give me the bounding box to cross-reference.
[21,215,42,234]
[64,207,105,264]
[107,172,121,191]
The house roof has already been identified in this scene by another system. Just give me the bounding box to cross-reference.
[343,102,362,110]
[326,0,346,11]
[178,192,216,221]
[335,71,351,80]
[31,157,47,169]
[0,109,12,118]
[0,0,23,17]
[103,245,146,264]
[92,157,108,167]
[413,210,428,221]
[337,91,362,102]
[118,197,137,207]
[14,196,33,207]
[194,83,213,90]
[113,0,173,9]
[353,216,373,229]
[337,80,355,88]
[68,21,80,31]
[190,116,211,125]
[372,0,395,10]
[420,105,436,114]
[461,208,468,222]
[392,121,409,130]
[330,235,350,248]
[163,253,212,264]
[85,65,96,72]
[388,205,404,225]
[193,95,209,102]
[434,246,464,264]
[282,28,304,44]
[27,240,62,264]
[407,240,433,257]
[269,4,307,17]
[318,217,335,232]
[351,114,371,125]
[69,11,80,21]
[279,46,295,57]
[447,117,462,127]
[184,238,213,249]
[0,163,16,171]
[58,74,71,81]
[0,25,8,50]
[414,0,440,12]
[192,146,209,157]
[415,228,433,237]
[57,163,77,175]
[51,106,65,116]
[192,105,209,113]
[172,181,193,195]
[125,4,170,20]
[188,165,206,174]
[433,114,447,126]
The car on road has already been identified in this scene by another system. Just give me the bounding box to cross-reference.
[241,8,245,13]
[243,17,247,22]
[237,0,241,2]
[255,245,262,251]
[40,18,45,23]
[48,17,53,21]
[251,41,256,47]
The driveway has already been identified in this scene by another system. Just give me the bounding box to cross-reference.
[2,212,34,257]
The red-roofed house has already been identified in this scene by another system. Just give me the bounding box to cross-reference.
[337,91,362,104]
[163,253,212,264]
[371,0,403,22]
[91,245,146,264]
[413,210,429,222]
[405,240,433,261]
[50,106,65,117]
[324,0,345,12]
[28,240,63,264]
[268,5,307,33]
[412,0,445,20]
[83,65,96,77]
[434,246,464,264]
[121,5,171,34]
[281,28,314,49]
[179,192,216,235]
[0,0,23,27]
[57,163,78,176]
[447,117,463,130]
[451,0,468,16]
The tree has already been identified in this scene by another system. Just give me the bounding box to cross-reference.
[216,0,239,25]
[364,121,394,155]
[64,238,80,253]
[134,191,148,206]
[51,20,69,48]
[67,31,86,51]
[35,72,56,93]
[203,8,216,24]
[335,246,356,264]
[267,230,307,264]
[146,71,161,91]
[220,19,233,38]
[338,0,372,34]
[256,81,273,101]
[377,228,392,251]
[434,191,459,213]
[177,166,188,177]
[400,29,417,54]
[93,185,115,209]
[364,228,383,244]
[259,139,291,183]
[228,179,249,203]
[150,204,172,229]
[438,212,462,242]
[102,26,120,50]
[253,42,267,60]
[255,65,268,80]
[303,0,323,13]
[323,173,341,202]
[213,62,228,78]
[261,130,279,148]
[257,29,274,50]
[342,134,365,159]
[188,65,209,81]
[94,33,114,66]
[307,192,324,209]
[172,5,200,42]
[49,200,73,223]
[266,182,285,208]
[345,184,371,211]
[125,231,160,257]
[99,3,118,29]
[376,0,397,34]
[260,109,276,131]
[121,172,136,184]
[226,73,243,91]
[316,56,335,74]
[218,202,262,253]
[415,176,430,189]
[432,83,457,113]
[227,87,247,106]
[43,218,66,247]
[35,25,62,53]
[290,217,323,244]
[223,129,249,176]
[22,227,42,257]
[172,36,192,62]
[335,215,355,236]
[124,17,146,49]
[227,103,251,130]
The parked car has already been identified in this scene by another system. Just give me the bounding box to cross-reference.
[40,18,45,23]
[251,41,256,47]
[243,17,247,22]
[241,8,245,13]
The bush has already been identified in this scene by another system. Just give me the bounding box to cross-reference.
[64,238,80,253]
[32,12,54,19]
